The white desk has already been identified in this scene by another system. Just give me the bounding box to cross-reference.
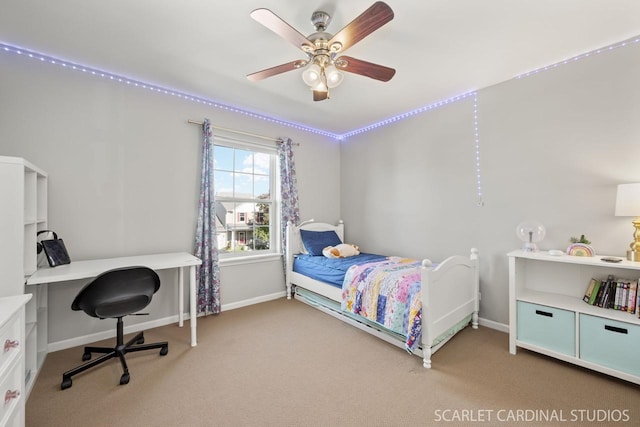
[26,252,202,347]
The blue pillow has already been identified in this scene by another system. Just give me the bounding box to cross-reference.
[300,230,342,256]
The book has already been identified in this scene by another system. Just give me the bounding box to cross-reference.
[613,280,622,310]
[600,275,615,308]
[593,279,606,306]
[615,280,626,311]
[588,279,602,305]
[607,278,617,309]
[583,278,597,303]
[627,281,637,314]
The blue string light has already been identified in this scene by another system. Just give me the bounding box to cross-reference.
[473,94,484,206]
[340,91,476,139]
[2,33,639,141]
[515,35,640,79]
[0,42,341,140]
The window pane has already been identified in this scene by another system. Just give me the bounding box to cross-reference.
[255,202,270,226]
[254,177,269,199]
[214,171,234,198]
[214,145,234,172]
[252,226,270,250]
[254,152,270,176]
[254,152,270,199]
[234,149,253,173]
[249,202,270,251]
[234,172,253,198]
[216,201,234,253]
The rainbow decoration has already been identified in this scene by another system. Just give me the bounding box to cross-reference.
[566,243,595,257]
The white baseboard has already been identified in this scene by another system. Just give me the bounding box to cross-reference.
[48,293,506,353]
[48,291,287,353]
[221,291,286,311]
[478,317,509,333]
[48,315,183,353]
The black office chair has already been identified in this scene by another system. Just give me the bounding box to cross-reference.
[61,266,169,390]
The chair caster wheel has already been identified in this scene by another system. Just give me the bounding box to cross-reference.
[61,378,72,390]
[120,373,130,385]
[160,346,168,356]
[136,337,145,345]
[82,352,91,361]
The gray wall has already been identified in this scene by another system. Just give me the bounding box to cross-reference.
[2,37,639,344]
[340,42,640,326]
[0,53,341,345]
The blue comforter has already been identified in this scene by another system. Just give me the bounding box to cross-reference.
[293,253,387,287]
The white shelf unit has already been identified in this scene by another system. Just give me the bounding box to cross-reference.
[508,250,640,385]
[0,156,48,399]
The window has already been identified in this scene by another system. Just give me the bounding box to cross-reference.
[213,141,278,256]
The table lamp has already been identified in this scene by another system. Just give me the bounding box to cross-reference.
[614,183,640,261]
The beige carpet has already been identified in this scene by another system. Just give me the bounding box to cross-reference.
[26,298,640,427]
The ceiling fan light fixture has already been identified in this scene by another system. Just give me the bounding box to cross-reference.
[248,3,395,101]
[325,64,344,88]
[302,63,322,87]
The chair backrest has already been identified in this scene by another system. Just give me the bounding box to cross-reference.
[72,266,161,319]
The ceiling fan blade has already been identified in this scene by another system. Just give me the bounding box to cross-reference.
[328,2,394,53]
[335,56,395,82]
[247,60,307,82]
[250,8,315,52]
[313,90,329,101]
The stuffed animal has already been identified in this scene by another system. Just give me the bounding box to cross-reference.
[322,243,360,258]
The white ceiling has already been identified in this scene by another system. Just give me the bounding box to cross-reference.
[2,1,640,135]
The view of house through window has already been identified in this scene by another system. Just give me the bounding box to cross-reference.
[213,143,276,255]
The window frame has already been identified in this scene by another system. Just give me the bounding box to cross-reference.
[213,136,280,260]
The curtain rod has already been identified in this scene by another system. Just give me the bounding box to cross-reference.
[187,119,299,145]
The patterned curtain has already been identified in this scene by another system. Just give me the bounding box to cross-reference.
[277,137,301,266]
[194,119,221,315]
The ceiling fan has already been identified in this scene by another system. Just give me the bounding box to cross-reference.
[247,1,396,101]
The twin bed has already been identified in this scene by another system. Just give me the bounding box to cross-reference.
[285,220,480,368]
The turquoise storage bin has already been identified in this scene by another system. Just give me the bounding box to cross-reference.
[517,301,575,356]
[580,314,640,376]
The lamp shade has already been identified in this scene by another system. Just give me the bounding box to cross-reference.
[615,183,640,216]
[324,64,344,88]
[302,63,322,87]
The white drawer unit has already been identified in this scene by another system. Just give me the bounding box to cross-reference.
[0,295,31,427]
[0,316,21,373]
[0,359,23,427]
[508,250,640,385]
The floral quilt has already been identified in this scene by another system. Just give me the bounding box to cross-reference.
[341,257,422,351]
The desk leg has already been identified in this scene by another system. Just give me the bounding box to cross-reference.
[178,267,184,328]
[190,265,197,347]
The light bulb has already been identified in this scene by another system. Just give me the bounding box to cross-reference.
[302,63,322,87]
[325,64,344,88]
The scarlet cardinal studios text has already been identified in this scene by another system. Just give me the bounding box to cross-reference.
[433,408,630,423]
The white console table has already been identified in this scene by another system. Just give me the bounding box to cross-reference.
[26,252,202,348]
